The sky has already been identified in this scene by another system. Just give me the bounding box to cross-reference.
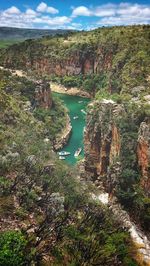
[0,0,150,30]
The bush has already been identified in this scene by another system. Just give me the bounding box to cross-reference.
[0,231,30,266]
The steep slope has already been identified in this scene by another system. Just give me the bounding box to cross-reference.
[84,94,150,234]
[0,69,138,266]
[0,25,150,96]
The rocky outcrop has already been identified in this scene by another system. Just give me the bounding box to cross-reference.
[35,81,52,109]
[84,100,123,181]
[92,191,150,266]
[137,121,150,195]
[84,99,150,197]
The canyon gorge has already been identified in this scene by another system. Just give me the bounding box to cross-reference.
[0,25,150,265]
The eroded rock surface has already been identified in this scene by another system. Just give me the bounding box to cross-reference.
[35,81,52,110]
[137,121,150,195]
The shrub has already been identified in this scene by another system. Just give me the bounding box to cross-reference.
[0,231,30,266]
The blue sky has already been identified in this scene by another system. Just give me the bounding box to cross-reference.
[0,0,150,29]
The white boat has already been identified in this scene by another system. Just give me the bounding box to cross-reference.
[58,151,70,156]
[78,100,83,103]
[73,116,79,120]
[59,156,65,160]
[81,109,87,114]
[74,148,82,157]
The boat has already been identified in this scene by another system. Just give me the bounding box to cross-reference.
[59,156,65,160]
[58,151,70,156]
[73,116,79,120]
[78,100,83,103]
[74,147,82,157]
[81,109,87,114]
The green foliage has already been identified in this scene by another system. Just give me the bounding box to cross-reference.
[1,25,150,95]
[115,103,150,232]
[34,96,67,141]
[0,39,21,49]
[60,204,137,266]
[0,176,12,195]
[0,231,30,266]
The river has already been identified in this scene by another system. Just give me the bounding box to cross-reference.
[53,92,90,164]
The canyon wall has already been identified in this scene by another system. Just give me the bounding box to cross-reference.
[137,121,150,195]
[1,49,112,77]
[84,100,123,181]
[35,81,52,110]
[84,100,150,196]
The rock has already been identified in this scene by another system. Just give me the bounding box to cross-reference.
[23,100,31,111]
[35,81,52,110]
[84,100,123,181]
[26,155,37,166]
[44,138,50,143]
[143,95,150,101]
[137,121,150,195]
[92,190,150,265]
[131,86,146,96]
[49,192,65,215]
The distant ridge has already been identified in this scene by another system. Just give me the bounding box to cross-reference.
[0,26,76,40]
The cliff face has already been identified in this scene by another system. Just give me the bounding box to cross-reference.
[1,25,149,95]
[137,121,150,195]
[84,100,123,181]
[35,81,52,110]
[3,50,111,77]
[84,100,150,196]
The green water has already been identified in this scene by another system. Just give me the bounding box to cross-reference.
[53,92,90,164]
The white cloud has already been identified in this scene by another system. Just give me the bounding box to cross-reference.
[72,6,91,17]
[0,5,71,29]
[94,4,116,17]
[33,16,71,26]
[97,15,150,26]
[36,2,59,14]
[96,3,150,26]
[0,2,150,30]
[36,2,47,12]
[72,3,150,28]
[26,9,37,16]
[5,6,21,15]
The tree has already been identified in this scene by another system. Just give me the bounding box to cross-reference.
[0,231,30,266]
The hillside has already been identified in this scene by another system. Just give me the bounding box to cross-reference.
[0,25,150,96]
[0,27,75,40]
[0,67,139,266]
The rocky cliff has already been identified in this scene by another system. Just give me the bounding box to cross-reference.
[137,121,150,195]
[84,99,150,192]
[84,100,123,181]
[0,25,150,95]
[84,97,150,233]
[35,80,52,110]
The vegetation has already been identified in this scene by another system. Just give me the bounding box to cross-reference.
[0,25,150,96]
[0,67,137,265]
[0,231,30,266]
[0,27,75,41]
[115,103,150,232]
[0,39,22,49]
[0,25,150,265]
[33,96,67,142]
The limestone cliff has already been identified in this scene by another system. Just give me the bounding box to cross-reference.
[1,25,150,95]
[84,100,150,195]
[137,121,150,195]
[35,81,52,110]
[84,98,150,234]
[84,100,123,181]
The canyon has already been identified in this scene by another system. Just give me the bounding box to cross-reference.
[0,25,150,266]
